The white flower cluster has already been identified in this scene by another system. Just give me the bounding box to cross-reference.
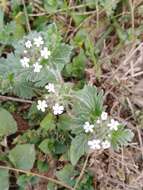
[88,139,111,150]
[96,111,120,131]
[82,111,121,150]
[37,83,64,115]
[20,36,51,72]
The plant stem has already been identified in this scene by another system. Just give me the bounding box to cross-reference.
[129,0,135,39]
[73,153,90,190]
[22,0,31,32]
[28,2,96,17]
[0,95,33,104]
[0,165,74,190]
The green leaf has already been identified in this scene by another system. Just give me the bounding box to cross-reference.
[44,0,67,13]
[99,0,120,16]
[0,108,17,136]
[54,141,67,154]
[0,53,21,78]
[77,173,94,190]
[0,21,25,45]
[0,169,9,190]
[0,9,4,28]
[57,114,76,131]
[56,164,76,186]
[111,128,134,150]
[70,134,87,166]
[47,182,57,190]
[73,85,103,123]
[71,14,87,26]
[51,43,72,71]
[26,68,57,87]
[17,174,38,188]
[64,49,86,79]
[43,23,62,47]
[37,160,49,172]
[13,80,36,99]
[113,20,128,42]
[40,113,55,131]
[71,29,88,48]
[9,144,36,170]
[39,139,55,154]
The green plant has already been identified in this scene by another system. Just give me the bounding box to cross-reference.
[0,21,134,190]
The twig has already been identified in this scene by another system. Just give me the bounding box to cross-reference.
[96,0,99,28]
[0,95,33,104]
[70,10,98,16]
[66,11,98,42]
[28,2,96,17]
[123,43,143,65]
[123,71,143,79]
[22,0,31,32]
[106,176,139,190]
[129,0,135,38]
[136,125,143,159]
[73,153,90,190]
[0,165,74,190]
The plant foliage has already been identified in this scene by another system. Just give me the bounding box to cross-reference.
[0,1,136,189]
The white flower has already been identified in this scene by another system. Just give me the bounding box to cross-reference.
[96,119,101,124]
[37,100,48,112]
[20,57,30,68]
[101,140,111,149]
[33,62,42,73]
[25,40,32,48]
[24,50,27,54]
[101,111,108,120]
[34,36,44,47]
[108,119,119,131]
[83,122,94,133]
[40,47,51,59]
[88,139,101,150]
[53,103,64,115]
[45,83,55,93]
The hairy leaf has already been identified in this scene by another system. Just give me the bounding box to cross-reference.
[0,21,25,45]
[0,108,17,136]
[64,49,86,79]
[73,85,103,123]
[56,164,76,186]
[111,128,134,150]
[51,43,73,71]
[9,144,36,170]
[70,134,87,166]
[40,113,55,131]
[13,80,36,99]
[0,169,9,190]
[39,139,55,154]
[100,0,120,16]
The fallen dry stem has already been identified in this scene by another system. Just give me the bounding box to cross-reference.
[0,165,74,190]
[73,153,90,190]
[0,95,33,104]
